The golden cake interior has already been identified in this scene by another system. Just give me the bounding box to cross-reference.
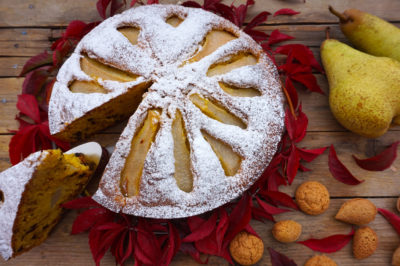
[11,150,96,257]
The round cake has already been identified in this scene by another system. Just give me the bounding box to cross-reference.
[48,4,285,218]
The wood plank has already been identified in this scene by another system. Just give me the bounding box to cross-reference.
[0,198,397,265]
[0,57,29,77]
[0,130,399,197]
[1,0,400,27]
[0,78,22,133]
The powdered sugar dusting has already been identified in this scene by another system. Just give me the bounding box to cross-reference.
[49,4,284,218]
[0,151,48,260]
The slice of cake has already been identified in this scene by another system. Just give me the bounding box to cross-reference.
[0,142,103,260]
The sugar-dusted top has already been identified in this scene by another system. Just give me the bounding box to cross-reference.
[49,4,285,218]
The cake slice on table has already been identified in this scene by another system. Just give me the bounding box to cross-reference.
[0,142,104,260]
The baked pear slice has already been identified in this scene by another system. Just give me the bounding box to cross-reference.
[120,109,161,197]
[190,93,245,129]
[118,27,140,45]
[219,82,261,97]
[189,30,237,62]
[202,131,241,176]
[172,110,193,192]
[207,52,257,77]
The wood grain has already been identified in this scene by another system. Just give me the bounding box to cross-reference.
[1,0,400,27]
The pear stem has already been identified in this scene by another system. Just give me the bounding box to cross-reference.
[325,27,330,40]
[328,6,348,23]
[280,80,297,120]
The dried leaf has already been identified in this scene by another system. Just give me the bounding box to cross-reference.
[268,247,297,266]
[256,196,291,215]
[273,8,300,16]
[291,73,324,94]
[17,94,41,123]
[181,1,202,8]
[378,208,400,236]
[183,212,218,242]
[62,196,101,209]
[268,29,294,46]
[275,44,323,72]
[71,208,113,234]
[261,190,299,210]
[223,193,252,246]
[297,228,355,253]
[353,141,399,171]
[97,0,112,19]
[297,147,327,162]
[244,11,270,31]
[20,51,53,76]
[329,145,364,185]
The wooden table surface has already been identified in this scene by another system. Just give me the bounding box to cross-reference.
[1,0,400,265]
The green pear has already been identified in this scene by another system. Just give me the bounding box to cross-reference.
[321,39,400,138]
[329,7,400,62]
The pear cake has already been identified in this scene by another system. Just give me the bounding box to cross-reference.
[48,5,285,218]
[0,143,103,260]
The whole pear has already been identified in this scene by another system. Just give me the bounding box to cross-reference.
[329,7,400,62]
[321,39,400,138]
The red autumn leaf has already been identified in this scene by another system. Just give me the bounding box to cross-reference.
[252,206,275,222]
[245,29,269,42]
[9,125,38,165]
[147,0,159,4]
[298,228,355,253]
[214,3,236,23]
[268,29,294,46]
[244,11,270,31]
[256,196,291,215]
[71,208,113,234]
[223,193,252,246]
[162,222,181,265]
[62,196,101,209]
[261,190,299,210]
[20,51,53,76]
[89,228,105,265]
[183,212,218,242]
[378,208,400,236]
[285,105,308,143]
[97,0,112,19]
[180,243,208,264]
[297,146,327,162]
[215,208,229,251]
[353,141,399,171]
[65,20,90,39]
[286,145,300,184]
[275,44,323,72]
[110,0,124,16]
[273,8,300,17]
[17,94,41,123]
[268,171,287,191]
[328,145,364,185]
[268,247,297,266]
[203,0,223,11]
[22,69,49,98]
[136,227,161,264]
[244,223,260,238]
[181,1,202,8]
[291,73,324,94]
